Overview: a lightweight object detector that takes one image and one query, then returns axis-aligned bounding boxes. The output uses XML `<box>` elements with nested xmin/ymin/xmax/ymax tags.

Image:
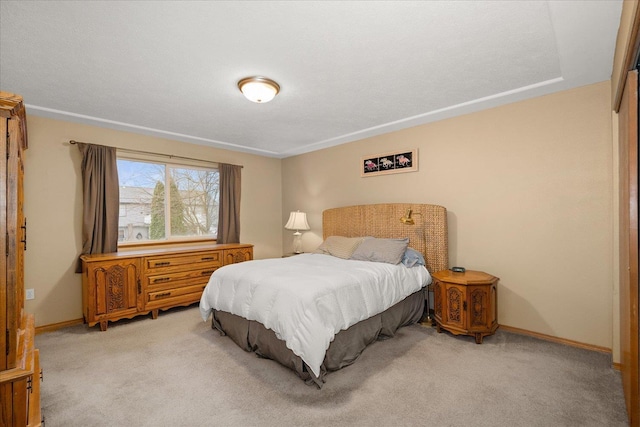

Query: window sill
<box><xmin>118</xmin><ymin>237</ymin><xmax>217</xmax><ymax>251</ymax></box>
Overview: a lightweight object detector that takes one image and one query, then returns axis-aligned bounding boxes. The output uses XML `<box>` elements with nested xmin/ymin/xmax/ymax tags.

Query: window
<box><xmin>116</xmin><ymin>158</ymin><xmax>219</xmax><ymax>243</ymax></box>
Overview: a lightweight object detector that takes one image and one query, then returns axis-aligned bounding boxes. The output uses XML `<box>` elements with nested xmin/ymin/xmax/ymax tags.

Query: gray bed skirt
<box><xmin>210</xmin><ymin>287</ymin><xmax>426</xmax><ymax>388</ymax></box>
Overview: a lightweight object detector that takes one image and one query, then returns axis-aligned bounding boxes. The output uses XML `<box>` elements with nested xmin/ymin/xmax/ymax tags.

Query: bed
<box><xmin>199</xmin><ymin>203</ymin><xmax>448</xmax><ymax>387</ymax></box>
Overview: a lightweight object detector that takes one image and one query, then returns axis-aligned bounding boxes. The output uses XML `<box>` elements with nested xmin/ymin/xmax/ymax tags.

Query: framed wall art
<box><xmin>361</xmin><ymin>148</ymin><xmax>418</xmax><ymax>177</ymax></box>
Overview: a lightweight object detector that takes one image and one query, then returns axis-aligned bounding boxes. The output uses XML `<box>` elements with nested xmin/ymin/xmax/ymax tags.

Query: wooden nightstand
<box><xmin>432</xmin><ymin>269</ymin><xmax>499</xmax><ymax>344</ymax></box>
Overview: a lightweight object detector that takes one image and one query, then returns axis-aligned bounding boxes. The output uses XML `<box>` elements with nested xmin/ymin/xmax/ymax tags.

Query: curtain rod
<box><xmin>68</xmin><ymin>140</ymin><xmax>243</xmax><ymax>168</ymax></box>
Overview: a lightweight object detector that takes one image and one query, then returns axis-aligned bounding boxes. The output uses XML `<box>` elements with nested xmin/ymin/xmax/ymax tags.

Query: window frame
<box><xmin>116</xmin><ymin>152</ymin><xmax>220</xmax><ymax>248</ymax></box>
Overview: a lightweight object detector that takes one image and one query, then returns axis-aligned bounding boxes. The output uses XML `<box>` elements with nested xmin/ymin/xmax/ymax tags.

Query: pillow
<box><xmin>401</xmin><ymin>247</ymin><xmax>426</xmax><ymax>268</ymax></box>
<box><xmin>314</xmin><ymin>236</ymin><xmax>365</xmax><ymax>259</ymax></box>
<box><xmin>350</xmin><ymin>237</ymin><xmax>409</xmax><ymax>265</ymax></box>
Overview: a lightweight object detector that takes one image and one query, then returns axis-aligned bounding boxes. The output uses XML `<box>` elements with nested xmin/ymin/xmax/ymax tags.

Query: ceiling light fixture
<box><xmin>238</xmin><ymin>76</ymin><xmax>280</xmax><ymax>103</ymax></box>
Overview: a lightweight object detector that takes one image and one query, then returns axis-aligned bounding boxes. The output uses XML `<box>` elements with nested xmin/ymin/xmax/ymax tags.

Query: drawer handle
<box><xmin>201</xmin><ymin>270</ymin><xmax>215</xmax><ymax>276</ymax></box>
<box><xmin>155</xmin><ymin>261</ymin><xmax>171</xmax><ymax>267</ymax></box>
<box><xmin>201</xmin><ymin>257</ymin><xmax>215</xmax><ymax>261</ymax></box>
<box><xmin>20</xmin><ymin>218</ymin><xmax>27</xmax><ymax>251</ymax></box>
<box><xmin>153</xmin><ymin>277</ymin><xmax>171</xmax><ymax>283</ymax></box>
<box><xmin>155</xmin><ymin>292</ymin><xmax>171</xmax><ymax>299</ymax></box>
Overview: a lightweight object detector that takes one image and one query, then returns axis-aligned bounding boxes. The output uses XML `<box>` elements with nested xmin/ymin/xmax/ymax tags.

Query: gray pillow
<box><xmin>350</xmin><ymin>237</ymin><xmax>409</xmax><ymax>264</ymax></box>
<box><xmin>314</xmin><ymin>236</ymin><xmax>365</xmax><ymax>259</ymax></box>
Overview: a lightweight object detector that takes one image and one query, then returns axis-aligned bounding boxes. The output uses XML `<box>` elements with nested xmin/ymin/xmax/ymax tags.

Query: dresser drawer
<box><xmin>146</xmin><ymin>266</ymin><xmax>218</xmax><ymax>289</ymax></box>
<box><xmin>145</xmin><ymin>251</ymin><xmax>222</xmax><ymax>273</ymax></box>
<box><xmin>145</xmin><ymin>283</ymin><xmax>206</xmax><ymax>309</ymax></box>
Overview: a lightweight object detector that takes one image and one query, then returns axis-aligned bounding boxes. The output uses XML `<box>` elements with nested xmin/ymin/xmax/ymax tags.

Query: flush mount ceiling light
<box><xmin>237</xmin><ymin>76</ymin><xmax>280</xmax><ymax>103</ymax></box>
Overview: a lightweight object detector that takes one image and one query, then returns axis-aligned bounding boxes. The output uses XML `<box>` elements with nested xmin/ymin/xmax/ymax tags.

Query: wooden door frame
<box><xmin>619</xmin><ymin>69</ymin><xmax>639</xmax><ymax>426</ymax></box>
<box><xmin>613</xmin><ymin>5</ymin><xmax>640</xmax><ymax>425</ymax></box>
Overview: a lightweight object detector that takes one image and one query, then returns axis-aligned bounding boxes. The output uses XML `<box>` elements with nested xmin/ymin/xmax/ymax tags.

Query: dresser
<box><xmin>81</xmin><ymin>243</ymin><xmax>253</xmax><ymax>331</ymax></box>
<box><xmin>0</xmin><ymin>92</ymin><xmax>42</xmax><ymax>426</ymax></box>
<box><xmin>432</xmin><ymin>269</ymin><xmax>499</xmax><ymax>344</ymax></box>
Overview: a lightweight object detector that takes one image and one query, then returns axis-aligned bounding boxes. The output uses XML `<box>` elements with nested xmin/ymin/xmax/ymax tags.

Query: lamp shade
<box><xmin>238</xmin><ymin>76</ymin><xmax>280</xmax><ymax>103</ymax></box>
<box><xmin>284</xmin><ymin>211</ymin><xmax>310</xmax><ymax>231</ymax></box>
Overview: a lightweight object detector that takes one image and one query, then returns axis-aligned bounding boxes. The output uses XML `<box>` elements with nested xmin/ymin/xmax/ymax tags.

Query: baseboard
<box><xmin>499</xmin><ymin>324</ymin><xmax>612</xmax><ymax>354</ymax></box>
<box><xmin>35</xmin><ymin>318</ymin><xmax>84</xmax><ymax>334</ymax></box>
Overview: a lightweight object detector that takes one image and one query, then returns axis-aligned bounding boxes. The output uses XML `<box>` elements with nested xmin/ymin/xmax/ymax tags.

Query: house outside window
<box><xmin>116</xmin><ymin>158</ymin><xmax>219</xmax><ymax>244</ymax></box>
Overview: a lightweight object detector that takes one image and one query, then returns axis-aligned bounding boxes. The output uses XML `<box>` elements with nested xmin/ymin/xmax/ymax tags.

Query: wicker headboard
<box><xmin>322</xmin><ymin>203</ymin><xmax>448</xmax><ymax>273</ymax></box>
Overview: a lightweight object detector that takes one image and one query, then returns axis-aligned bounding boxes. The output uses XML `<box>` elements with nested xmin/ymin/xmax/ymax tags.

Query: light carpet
<box><xmin>35</xmin><ymin>306</ymin><xmax>628</xmax><ymax>426</ymax></box>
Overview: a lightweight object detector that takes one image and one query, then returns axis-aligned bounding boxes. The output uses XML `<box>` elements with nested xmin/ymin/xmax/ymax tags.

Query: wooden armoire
<box><xmin>0</xmin><ymin>92</ymin><xmax>41</xmax><ymax>426</ymax></box>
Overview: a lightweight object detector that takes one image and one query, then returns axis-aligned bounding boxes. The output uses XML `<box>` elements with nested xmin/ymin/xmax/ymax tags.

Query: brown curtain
<box><xmin>76</xmin><ymin>142</ymin><xmax>120</xmax><ymax>272</ymax></box>
<box><xmin>216</xmin><ymin>163</ymin><xmax>241</xmax><ymax>243</ymax></box>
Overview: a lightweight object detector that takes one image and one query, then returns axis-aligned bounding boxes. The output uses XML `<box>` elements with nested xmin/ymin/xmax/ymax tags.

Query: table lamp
<box><xmin>284</xmin><ymin>210</ymin><xmax>310</xmax><ymax>254</ymax></box>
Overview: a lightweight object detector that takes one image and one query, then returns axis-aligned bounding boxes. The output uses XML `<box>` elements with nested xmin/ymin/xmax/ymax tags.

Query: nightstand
<box><xmin>431</xmin><ymin>269</ymin><xmax>499</xmax><ymax>344</ymax></box>
<box><xmin>282</xmin><ymin>252</ymin><xmax>302</xmax><ymax>258</ymax></box>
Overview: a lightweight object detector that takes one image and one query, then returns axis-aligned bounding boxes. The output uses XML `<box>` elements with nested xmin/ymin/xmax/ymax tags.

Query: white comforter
<box><xmin>199</xmin><ymin>253</ymin><xmax>431</xmax><ymax>377</ymax></box>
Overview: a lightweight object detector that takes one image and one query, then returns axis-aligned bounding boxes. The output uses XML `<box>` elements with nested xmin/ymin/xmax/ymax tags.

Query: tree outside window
<box><xmin>117</xmin><ymin>159</ymin><xmax>219</xmax><ymax>243</ymax></box>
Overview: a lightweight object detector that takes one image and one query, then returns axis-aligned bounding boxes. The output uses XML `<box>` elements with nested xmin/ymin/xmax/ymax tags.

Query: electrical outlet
<box><xmin>26</xmin><ymin>288</ymin><xmax>35</xmax><ymax>300</ymax></box>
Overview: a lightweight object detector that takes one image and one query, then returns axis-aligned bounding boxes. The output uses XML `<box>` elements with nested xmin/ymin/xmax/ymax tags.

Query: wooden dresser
<box><xmin>0</xmin><ymin>92</ymin><xmax>42</xmax><ymax>426</ymax></box>
<box><xmin>80</xmin><ymin>243</ymin><xmax>253</xmax><ymax>331</ymax></box>
<box><xmin>432</xmin><ymin>269</ymin><xmax>499</xmax><ymax>344</ymax></box>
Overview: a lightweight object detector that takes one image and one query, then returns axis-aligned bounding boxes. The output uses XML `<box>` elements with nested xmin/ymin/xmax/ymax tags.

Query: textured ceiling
<box><xmin>0</xmin><ymin>1</ymin><xmax>623</xmax><ymax>158</ymax></box>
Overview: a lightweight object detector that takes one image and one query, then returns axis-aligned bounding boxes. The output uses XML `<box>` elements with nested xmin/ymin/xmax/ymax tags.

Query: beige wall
<box><xmin>23</xmin><ymin>116</ymin><xmax>283</xmax><ymax>327</ymax></box>
<box><xmin>283</xmin><ymin>81</ymin><xmax>614</xmax><ymax>350</ymax></box>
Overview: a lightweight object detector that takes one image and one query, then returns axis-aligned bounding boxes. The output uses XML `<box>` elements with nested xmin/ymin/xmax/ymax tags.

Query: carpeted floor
<box><xmin>35</xmin><ymin>306</ymin><xmax>628</xmax><ymax>427</ymax></box>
